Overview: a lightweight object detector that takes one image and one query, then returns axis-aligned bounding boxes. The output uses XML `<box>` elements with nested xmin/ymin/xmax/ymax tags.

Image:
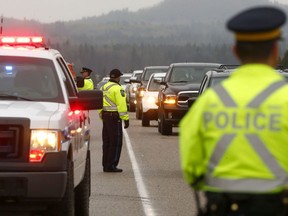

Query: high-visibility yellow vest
<box><xmin>179</xmin><ymin>64</ymin><xmax>288</xmax><ymax>193</ymax></box>
<box><xmin>98</xmin><ymin>80</ymin><xmax>129</xmax><ymax>121</ymax></box>
<box><xmin>78</xmin><ymin>78</ymin><xmax>94</xmax><ymax>91</ymax></box>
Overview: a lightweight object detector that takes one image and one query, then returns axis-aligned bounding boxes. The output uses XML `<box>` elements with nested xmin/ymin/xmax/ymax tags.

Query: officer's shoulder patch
<box><xmin>120</xmin><ymin>89</ymin><xmax>125</xmax><ymax>97</ymax></box>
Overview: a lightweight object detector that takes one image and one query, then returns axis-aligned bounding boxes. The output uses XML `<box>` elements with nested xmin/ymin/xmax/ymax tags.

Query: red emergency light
<box><xmin>0</xmin><ymin>36</ymin><xmax>44</xmax><ymax>46</ymax></box>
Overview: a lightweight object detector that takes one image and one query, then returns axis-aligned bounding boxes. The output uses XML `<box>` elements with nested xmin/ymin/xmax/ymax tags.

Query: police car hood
<box><xmin>0</xmin><ymin>101</ymin><xmax>65</xmax><ymax>128</ymax></box>
<box><xmin>166</xmin><ymin>82</ymin><xmax>200</xmax><ymax>94</ymax></box>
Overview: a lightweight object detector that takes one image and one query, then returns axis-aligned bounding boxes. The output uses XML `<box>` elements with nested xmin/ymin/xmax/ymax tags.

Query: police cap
<box><xmin>110</xmin><ymin>69</ymin><xmax>123</xmax><ymax>78</ymax></box>
<box><xmin>227</xmin><ymin>6</ymin><xmax>286</xmax><ymax>42</ymax></box>
<box><xmin>81</xmin><ymin>67</ymin><xmax>93</xmax><ymax>73</ymax></box>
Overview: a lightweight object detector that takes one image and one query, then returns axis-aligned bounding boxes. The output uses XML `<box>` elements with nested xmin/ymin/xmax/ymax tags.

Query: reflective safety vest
<box><xmin>99</xmin><ymin>80</ymin><xmax>129</xmax><ymax>121</ymax></box>
<box><xmin>78</xmin><ymin>78</ymin><xmax>94</xmax><ymax>91</ymax></box>
<box><xmin>179</xmin><ymin>64</ymin><xmax>288</xmax><ymax>193</ymax></box>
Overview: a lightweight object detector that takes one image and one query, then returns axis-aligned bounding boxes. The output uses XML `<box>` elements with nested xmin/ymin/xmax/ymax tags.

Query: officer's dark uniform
<box><xmin>99</xmin><ymin>69</ymin><xmax>129</xmax><ymax>172</ymax></box>
<box><xmin>179</xmin><ymin>6</ymin><xmax>288</xmax><ymax>216</ymax></box>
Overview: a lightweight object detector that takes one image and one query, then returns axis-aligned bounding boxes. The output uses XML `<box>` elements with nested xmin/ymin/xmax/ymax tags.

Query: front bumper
<box><xmin>0</xmin><ymin>152</ymin><xmax>67</xmax><ymax>200</ymax></box>
<box><xmin>162</xmin><ymin>105</ymin><xmax>188</xmax><ymax>125</ymax></box>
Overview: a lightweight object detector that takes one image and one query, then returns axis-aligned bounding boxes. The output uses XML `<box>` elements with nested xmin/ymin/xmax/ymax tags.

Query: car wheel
<box><xmin>158</xmin><ymin>111</ymin><xmax>162</xmax><ymax>133</ymax></box>
<box><xmin>48</xmin><ymin>160</ymin><xmax>74</xmax><ymax>216</ymax></box>
<box><xmin>136</xmin><ymin>104</ymin><xmax>142</xmax><ymax>119</ymax></box>
<box><xmin>142</xmin><ymin>112</ymin><xmax>150</xmax><ymax>127</ymax></box>
<box><xmin>75</xmin><ymin>151</ymin><xmax>90</xmax><ymax>216</ymax></box>
<box><xmin>160</xmin><ymin>112</ymin><xmax>172</xmax><ymax>135</ymax></box>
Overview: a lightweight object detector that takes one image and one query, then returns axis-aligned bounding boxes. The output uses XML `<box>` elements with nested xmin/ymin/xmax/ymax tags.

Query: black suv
<box><xmin>157</xmin><ymin>62</ymin><xmax>221</xmax><ymax>135</ymax></box>
<box><xmin>135</xmin><ymin>66</ymin><xmax>169</xmax><ymax>119</ymax></box>
<box><xmin>188</xmin><ymin>65</ymin><xmax>288</xmax><ymax>107</ymax></box>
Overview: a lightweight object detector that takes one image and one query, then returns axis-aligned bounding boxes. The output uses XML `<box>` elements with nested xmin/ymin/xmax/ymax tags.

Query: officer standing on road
<box><xmin>179</xmin><ymin>6</ymin><xmax>288</xmax><ymax>216</ymax></box>
<box><xmin>77</xmin><ymin>67</ymin><xmax>94</xmax><ymax>90</ymax></box>
<box><xmin>99</xmin><ymin>69</ymin><xmax>129</xmax><ymax>173</ymax></box>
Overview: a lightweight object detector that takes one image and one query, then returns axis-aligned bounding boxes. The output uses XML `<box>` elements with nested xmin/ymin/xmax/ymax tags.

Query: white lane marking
<box><xmin>123</xmin><ymin>129</ymin><xmax>157</xmax><ymax>216</ymax></box>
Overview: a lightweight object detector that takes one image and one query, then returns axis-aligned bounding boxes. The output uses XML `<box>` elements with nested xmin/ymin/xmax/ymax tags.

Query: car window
<box><xmin>0</xmin><ymin>56</ymin><xmax>63</xmax><ymax>102</ymax></box>
<box><xmin>148</xmin><ymin>77</ymin><xmax>163</xmax><ymax>91</ymax></box>
<box><xmin>210</xmin><ymin>76</ymin><xmax>228</xmax><ymax>86</ymax></box>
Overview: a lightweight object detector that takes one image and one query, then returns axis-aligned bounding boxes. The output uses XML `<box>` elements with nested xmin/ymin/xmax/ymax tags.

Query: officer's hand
<box><xmin>124</xmin><ymin>120</ymin><xmax>129</xmax><ymax>129</ymax></box>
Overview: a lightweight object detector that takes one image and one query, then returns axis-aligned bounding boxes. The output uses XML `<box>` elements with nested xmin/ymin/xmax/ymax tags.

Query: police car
<box><xmin>0</xmin><ymin>36</ymin><xmax>102</xmax><ymax>215</ymax></box>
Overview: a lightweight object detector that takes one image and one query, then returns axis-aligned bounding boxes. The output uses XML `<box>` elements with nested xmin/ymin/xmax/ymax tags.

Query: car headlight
<box><xmin>30</xmin><ymin>130</ymin><xmax>60</xmax><ymax>162</ymax></box>
<box><xmin>145</xmin><ymin>96</ymin><xmax>156</xmax><ymax>104</ymax></box>
<box><xmin>163</xmin><ymin>95</ymin><xmax>177</xmax><ymax>105</ymax></box>
<box><xmin>139</xmin><ymin>89</ymin><xmax>145</xmax><ymax>97</ymax></box>
<box><xmin>132</xmin><ymin>87</ymin><xmax>137</xmax><ymax>93</ymax></box>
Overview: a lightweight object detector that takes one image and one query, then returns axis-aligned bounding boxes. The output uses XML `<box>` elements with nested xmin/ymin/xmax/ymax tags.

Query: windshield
<box><xmin>144</xmin><ymin>68</ymin><xmax>168</xmax><ymax>81</ymax></box>
<box><xmin>170</xmin><ymin>66</ymin><xmax>218</xmax><ymax>84</ymax></box>
<box><xmin>0</xmin><ymin>57</ymin><xmax>62</xmax><ymax>102</ymax></box>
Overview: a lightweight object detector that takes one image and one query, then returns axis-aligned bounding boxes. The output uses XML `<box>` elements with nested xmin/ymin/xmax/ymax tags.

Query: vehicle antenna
<box><xmin>0</xmin><ymin>15</ymin><xmax>3</xmax><ymax>35</ymax></box>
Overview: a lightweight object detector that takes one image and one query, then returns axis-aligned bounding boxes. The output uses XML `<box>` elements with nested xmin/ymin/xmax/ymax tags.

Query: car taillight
<box><xmin>68</xmin><ymin>110</ymin><xmax>81</xmax><ymax>117</ymax></box>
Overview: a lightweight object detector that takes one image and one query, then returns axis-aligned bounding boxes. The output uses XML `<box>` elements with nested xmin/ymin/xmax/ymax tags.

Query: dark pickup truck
<box><xmin>157</xmin><ymin>62</ymin><xmax>221</xmax><ymax>135</ymax></box>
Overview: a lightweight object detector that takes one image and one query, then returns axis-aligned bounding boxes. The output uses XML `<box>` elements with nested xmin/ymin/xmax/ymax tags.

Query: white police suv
<box><xmin>0</xmin><ymin>36</ymin><xmax>102</xmax><ymax>215</ymax></box>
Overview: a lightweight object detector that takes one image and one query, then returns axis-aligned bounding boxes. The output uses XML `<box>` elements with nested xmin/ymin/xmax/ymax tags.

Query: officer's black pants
<box><xmin>201</xmin><ymin>192</ymin><xmax>288</xmax><ymax>216</ymax></box>
<box><xmin>102</xmin><ymin>112</ymin><xmax>123</xmax><ymax>170</ymax></box>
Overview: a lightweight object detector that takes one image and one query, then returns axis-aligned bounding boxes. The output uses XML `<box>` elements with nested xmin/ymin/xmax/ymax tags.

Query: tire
<box><xmin>160</xmin><ymin>112</ymin><xmax>172</xmax><ymax>135</ymax></box>
<box><xmin>142</xmin><ymin>112</ymin><xmax>150</xmax><ymax>127</ymax></box>
<box><xmin>48</xmin><ymin>160</ymin><xmax>75</xmax><ymax>216</ymax></box>
<box><xmin>158</xmin><ymin>111</ymin><xmax>162</xmax><ymax>133</ymax></box>
<box><xmin>75</xmin><ymin>151</ymin><xmax>91</xmax><ymax>216</ymax></box>
<box><xmin>136</xmin><ymin>104</ymin><xmax>142</xmax><ymax>119</ymax></box>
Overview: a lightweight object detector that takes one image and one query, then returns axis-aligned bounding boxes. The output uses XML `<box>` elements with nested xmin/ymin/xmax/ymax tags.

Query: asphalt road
<box><xmin>89</xmin><ymin>110</ymin><xmax>203</xmax><ymax>216</ymax></box>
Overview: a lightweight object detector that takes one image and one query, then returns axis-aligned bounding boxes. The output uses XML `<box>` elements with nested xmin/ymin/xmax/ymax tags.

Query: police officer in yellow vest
<box><xmin>99</xmin><ymin>69</ymin><xmax>129</xmax><ymax>172</ymax></box>
<box><xmin>179</xmin><ymin>6</ymin><xmax>288</xmax><ymax>216</ymax></box>
<box><xmin>78</xmin><ymin>67</ymin><xmax>94</xmax><ymax>91</ymax></box>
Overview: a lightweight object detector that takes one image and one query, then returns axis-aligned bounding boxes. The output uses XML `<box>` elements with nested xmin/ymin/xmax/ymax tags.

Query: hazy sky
<box><xmin>0</xmin><ymin>0</ymin><xmax>287</xmax><ymax>23</ymax></box>
<box><xmin>0</xmin><ymin>0</ymin><xmax>164</xmax><ymax>23</ymax></box>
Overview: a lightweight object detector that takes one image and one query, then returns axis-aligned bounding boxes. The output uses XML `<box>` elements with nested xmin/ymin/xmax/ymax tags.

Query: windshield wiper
<box><xmin>0</xmin><ymin>94</ymin><xmax>33</xmax><ymax>101</ymax></box>
<box><xmin>171</xmin><ymin>80</ymin><xmax>188</xmax><ymax>83</ymax></box>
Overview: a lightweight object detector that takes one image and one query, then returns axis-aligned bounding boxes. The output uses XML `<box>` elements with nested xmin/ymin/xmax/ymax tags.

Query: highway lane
<box><xmin>89</xmin><ymin>110</ymin><xmax>202</xmax><ymax>216</ymax></box>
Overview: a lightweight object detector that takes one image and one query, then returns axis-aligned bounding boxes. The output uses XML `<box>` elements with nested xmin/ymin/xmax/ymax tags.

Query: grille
<box><xmin>0</xmin><ymin>118</ymin><xmax>30</xmax><ymax>161</ymax></box>
<box><xmin>177</xmin><ymin>91</ymin><xmax>198</xmax><ymax>107</ymax></box>
<box><xmin>0</xmin><ymin>126</ymin><xmax>21</xmax><ymax>158</ymax></box>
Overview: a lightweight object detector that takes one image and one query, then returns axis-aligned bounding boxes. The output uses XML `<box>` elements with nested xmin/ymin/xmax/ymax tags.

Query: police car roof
<box><xmin>0</xmin><ymin>46</ymin><xmax>60</xmax><ymax>59</ymax></box>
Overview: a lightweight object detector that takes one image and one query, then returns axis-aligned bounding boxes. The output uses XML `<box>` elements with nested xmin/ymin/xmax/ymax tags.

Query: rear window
<box><xmin>0</xmin><ymin>56</ymin><xmax>63</xmax><ymax>102</ymax></box>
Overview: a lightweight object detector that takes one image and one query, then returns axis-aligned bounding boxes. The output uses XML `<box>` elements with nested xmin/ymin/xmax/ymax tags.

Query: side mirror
<box><xmin>70</xmin><ymin>90</ymin><xmax>103</xmax><ymax>110</ymax></box>
<box><xmin>76</xmin><ymin>76</ymin><xmax>84</xmax><ymax>88</ymax></box>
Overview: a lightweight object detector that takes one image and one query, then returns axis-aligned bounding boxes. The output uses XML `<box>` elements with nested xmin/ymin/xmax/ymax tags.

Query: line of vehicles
<box><xmin>96</xmin><ymin>63</ymin><xmax>288</xmax><ymax>136</ymax></box>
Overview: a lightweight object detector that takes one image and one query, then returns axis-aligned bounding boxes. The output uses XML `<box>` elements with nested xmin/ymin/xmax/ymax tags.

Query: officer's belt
<box><xmin>206</xmin><ymin>191</ymin><xmax>283</xmax><ymax>202</ymax></box>
<box><xmin>102</xmin><ymin>111</ymin><xmax>119</xmax><ymax>117</ymax></box>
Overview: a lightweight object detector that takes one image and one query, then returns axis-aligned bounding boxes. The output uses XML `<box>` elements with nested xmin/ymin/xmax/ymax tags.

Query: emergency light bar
<box><xmin>0</xmin><ymin>36</ymin><xmax>44</xmax><ymax>46</ymax></box>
